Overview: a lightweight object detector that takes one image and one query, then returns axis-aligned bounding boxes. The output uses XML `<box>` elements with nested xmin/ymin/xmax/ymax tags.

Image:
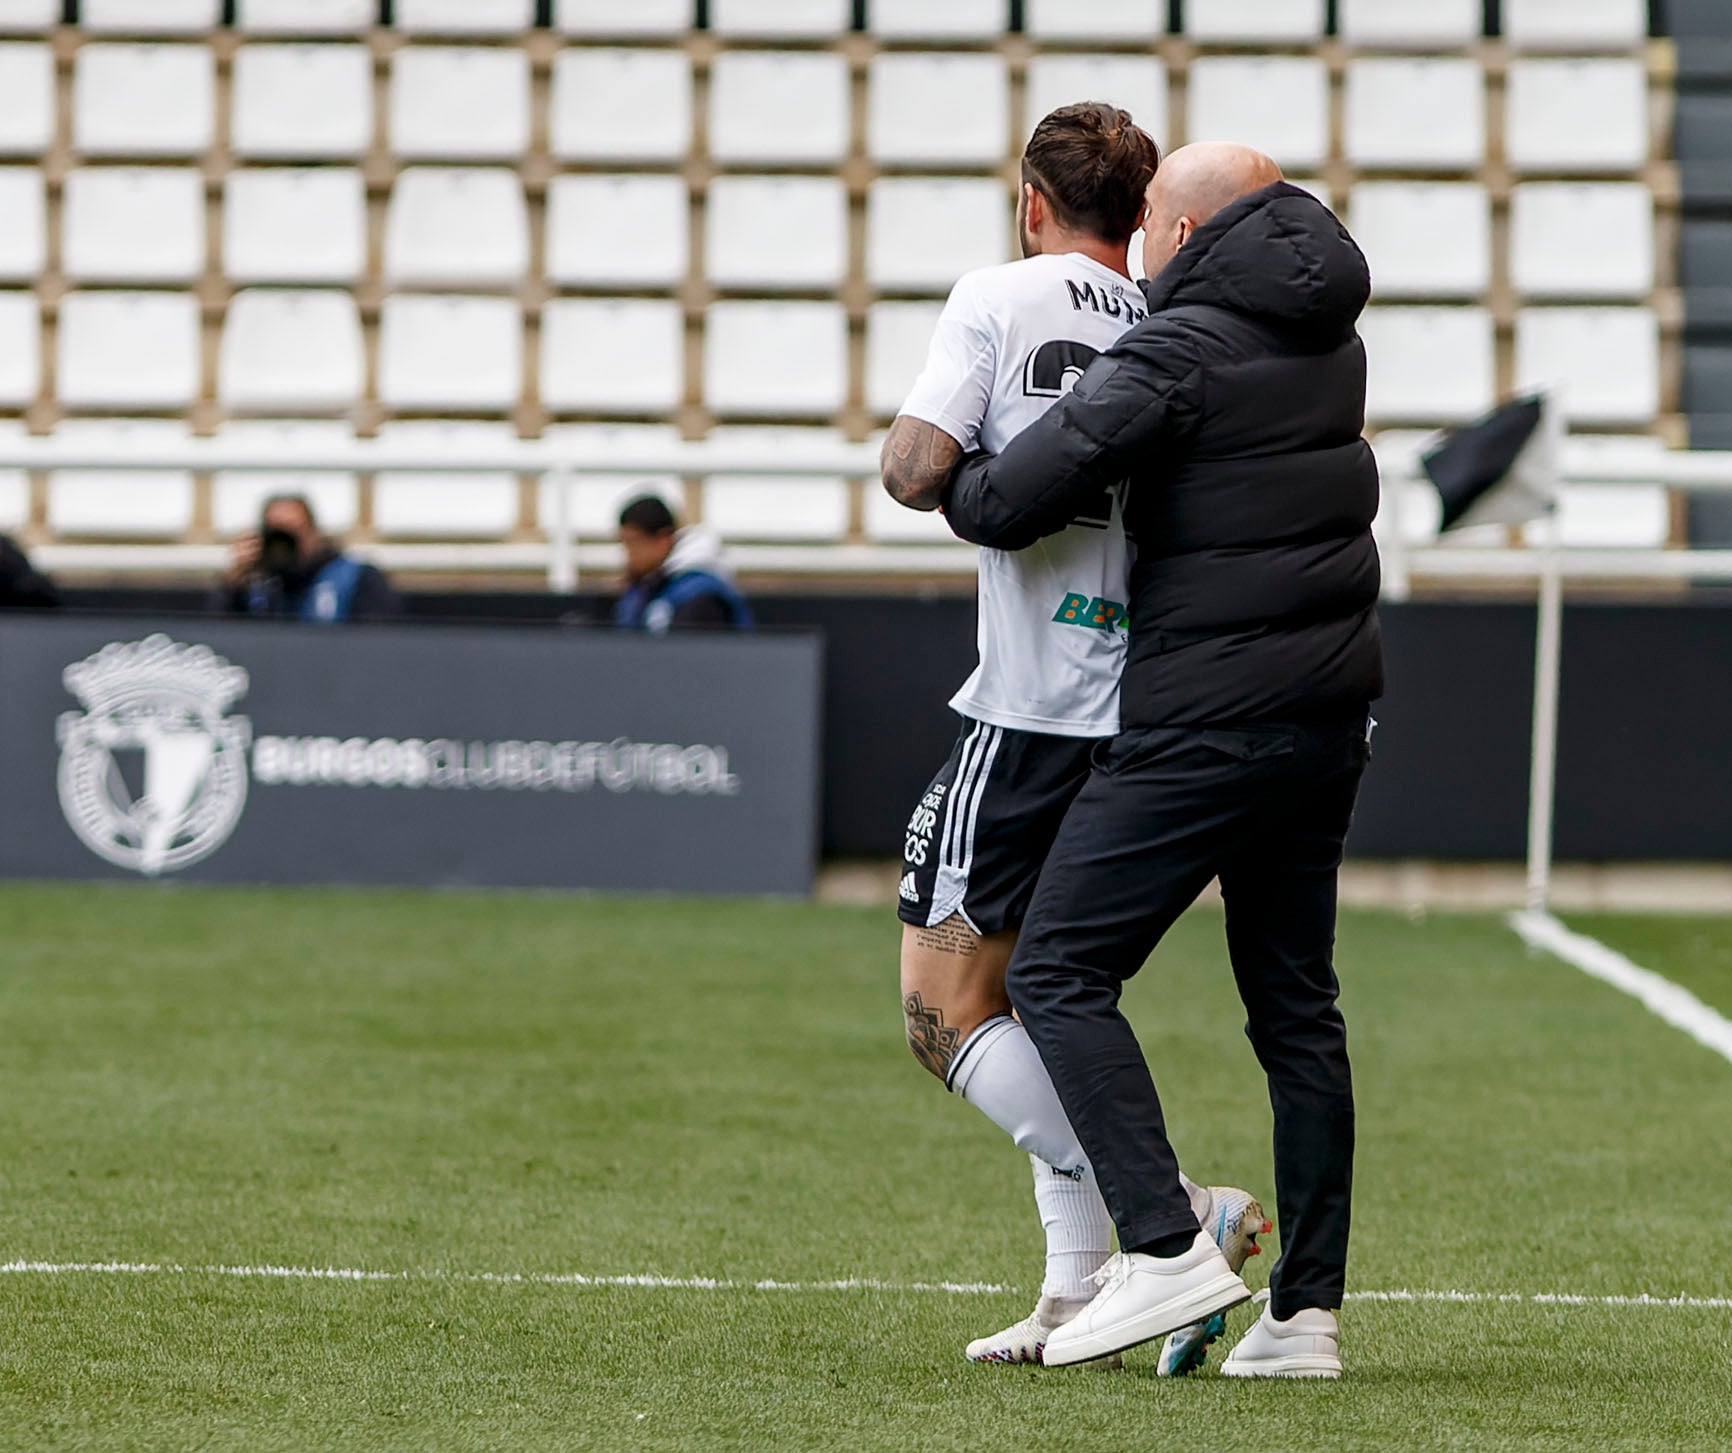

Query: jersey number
<box><xmin>1022</xmin><ymin>340</ymin><xmax>1117</xmax><ymax>530</ymax></box>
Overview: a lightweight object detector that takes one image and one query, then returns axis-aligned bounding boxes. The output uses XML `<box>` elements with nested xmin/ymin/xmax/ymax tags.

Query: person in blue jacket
<box><xmin>212</xmin><ymin>494</ymin><xmax>401</xmax><ymax>624</ymax></box>
<box><xmin>613</xmin><ymin>495</ymin><xmax>753</xmax><ymax>635</ymax></box>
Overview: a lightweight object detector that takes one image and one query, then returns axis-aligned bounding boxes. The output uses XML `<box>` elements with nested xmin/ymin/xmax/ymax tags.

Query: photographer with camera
<box><xmin>211</xmin><ymin>494</ymin><xmax>401</xmax><ymax>624</ymax></box>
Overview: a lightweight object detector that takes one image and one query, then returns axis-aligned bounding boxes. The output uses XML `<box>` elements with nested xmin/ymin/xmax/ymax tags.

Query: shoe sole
<box><xmin>1220</xmin><ymin>1353</ymin><xmax>1342</xmax><ymax>1380</ymax></box>
<box><xmin>1043</xmin><ymin>1273</ymin><xmax>1252</xmax><ymax>1368</ymax></box>
<box><xmin>1218</xmin><ymin>1199</ymin><xmax>1272</xmax><ymax>1276</ymax></box>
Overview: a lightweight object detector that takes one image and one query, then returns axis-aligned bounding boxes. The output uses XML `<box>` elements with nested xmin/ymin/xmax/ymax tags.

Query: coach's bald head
<box><xmin>1141</xmin><ymin>142</ymin><xmax>1284</xmax><ymax>276</ymax></box>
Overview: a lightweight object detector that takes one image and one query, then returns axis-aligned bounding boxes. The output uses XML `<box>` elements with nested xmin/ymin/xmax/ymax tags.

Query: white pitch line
<box><xmin>0</xmin><ymin>1261</ymin><xmax>1728</xmax><ymax>1309</ymax></box>
<box><xmin>1510</xmin><ymin>909</ymin><xmax>1732</xmax><ymax>1067</ymax></box>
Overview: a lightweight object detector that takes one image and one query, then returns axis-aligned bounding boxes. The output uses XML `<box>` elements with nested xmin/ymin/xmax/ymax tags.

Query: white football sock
<box><xmin>948</xmin><ymin>1015</ymin><xmax>1115</xmax><ymax>1300</ymax></box>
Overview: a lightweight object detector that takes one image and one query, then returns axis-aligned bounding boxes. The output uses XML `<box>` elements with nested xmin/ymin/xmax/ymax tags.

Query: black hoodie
<box><xmin>943</xmin><ymin>181</ymin><xmax>1384</xmax><ymax>729</ymax></box>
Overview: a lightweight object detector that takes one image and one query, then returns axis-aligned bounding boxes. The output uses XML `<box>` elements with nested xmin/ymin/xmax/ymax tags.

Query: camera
<box><xmin>256</xmin><ymin>525</ymin><xmax>302</xmax><ymax>579</ymax></box>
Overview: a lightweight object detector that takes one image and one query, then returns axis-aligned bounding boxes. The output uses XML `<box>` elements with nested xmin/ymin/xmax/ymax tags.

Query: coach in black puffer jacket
<box><xmin>943</xmin><ymin>175</ymin><xmax>1383</xmax><ymax>728</ymax></box>
<box><xmin>937</xmin><ymin>147</ymin><xmax>1382</xmax><ymax>1367</ymax></box>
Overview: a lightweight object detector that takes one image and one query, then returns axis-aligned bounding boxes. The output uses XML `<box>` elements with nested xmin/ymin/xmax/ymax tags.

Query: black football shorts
<box><xmin>897</xmin><ymin>718</ymin><xmax>1100</xmax><ymax>936</ymax></box>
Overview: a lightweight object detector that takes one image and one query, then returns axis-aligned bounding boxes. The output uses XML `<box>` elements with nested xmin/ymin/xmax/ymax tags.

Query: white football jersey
<box><xmin>898</xmin><ymin>251</ymin><xmax>1147</xmax><ymax>737</ymax></box>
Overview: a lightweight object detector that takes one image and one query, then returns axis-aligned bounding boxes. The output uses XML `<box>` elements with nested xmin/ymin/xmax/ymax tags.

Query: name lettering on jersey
<box><xmin>1065</xmin><ymin>279</ymin><xmax>1148</xmax><ymax>325</ymax></box>
<box><xmin>1053</xmin><ymin>593</ymin><xmax>1129</xmax><ymax>634</ymax></box>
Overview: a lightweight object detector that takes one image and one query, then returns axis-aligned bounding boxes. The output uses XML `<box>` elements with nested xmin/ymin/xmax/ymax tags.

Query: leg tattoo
<box><xmin>903</xmin><ymin>991</ymin><xmax>961</xmax><ymax>1079</ymax></box>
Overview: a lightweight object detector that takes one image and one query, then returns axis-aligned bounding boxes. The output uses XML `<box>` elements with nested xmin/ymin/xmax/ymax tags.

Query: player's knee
<box><xmin>902</xmin><ymin>990</ymin><xmax>960</xmax><ymax>1081</ymax></box>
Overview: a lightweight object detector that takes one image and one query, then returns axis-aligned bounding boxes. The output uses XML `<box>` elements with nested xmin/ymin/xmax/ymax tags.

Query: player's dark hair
<box><xmin>1022</xmin><ymin>102</ymin><xmax>1162</xmax><ymax>246</ymax></box>
<box><xmin>618</xmin><ymin>494</ymin><xmax>678</xmax><ymax>534</ymax></box>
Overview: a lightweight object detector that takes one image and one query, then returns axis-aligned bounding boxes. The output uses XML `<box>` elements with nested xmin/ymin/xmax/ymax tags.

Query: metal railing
<box><xmin>4</xmin><ymin>434</ymin><xmax>1731</xmax><ymax>593</ymax></box>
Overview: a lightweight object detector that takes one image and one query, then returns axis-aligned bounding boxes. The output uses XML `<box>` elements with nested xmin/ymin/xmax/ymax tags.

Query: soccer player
<box><xmin>881</xmin><ymin>104</ymin><xmax>1266</xmax><ymax>1371</ymax></box>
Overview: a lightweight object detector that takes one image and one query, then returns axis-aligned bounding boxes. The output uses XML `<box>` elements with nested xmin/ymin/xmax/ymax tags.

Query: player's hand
<box><xmin>227</xmin><ymin>532</ymin><xmax>261</xmax><ymax>583</ymax></box>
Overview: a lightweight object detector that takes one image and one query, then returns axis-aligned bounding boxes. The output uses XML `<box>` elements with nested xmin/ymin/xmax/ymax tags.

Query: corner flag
<box><xmin>1421</xmin><ymin>393</ymin><xmax>1562</xmax><ymax>533</ymax></box>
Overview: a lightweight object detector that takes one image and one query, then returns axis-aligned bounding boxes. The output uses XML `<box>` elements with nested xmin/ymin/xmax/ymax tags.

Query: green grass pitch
<box><xmin>1</xmin><ymin>884</ymin><xmax>1729</xmax><ymax>1450</ymax></box>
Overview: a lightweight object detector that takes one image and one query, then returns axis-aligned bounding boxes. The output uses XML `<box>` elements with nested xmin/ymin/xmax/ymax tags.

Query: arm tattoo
<box><xmin>881</xmin><ymin>416</ymin><xmax>964</xmax><ymax>512</ymax></box>
<box><xmin>903</xmin><ymin>992</ymin><xmax>961</xmax><ymax>1079</ymax></box>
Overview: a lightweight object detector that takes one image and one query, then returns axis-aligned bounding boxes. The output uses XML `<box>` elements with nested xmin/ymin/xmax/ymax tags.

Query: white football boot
<box><xmin>1040</xmin><ymin>1231</ymin><xmax>1251</xmax><ymax>1367</ymax></box>
<box><xmin>965</xmin><ymin>1294</ymin><xmax>1090</xmax><ymax>1365</ymax></box>
<box><xmin>1220</xmin><ymin>1297</ymin><xmax>1342</xmax><ymax>1379</ymax></box>
<box><xmin>1156</xmin><ymin>1186</ymin><xmax>1271</xmax><ymax>1378</ymax></box>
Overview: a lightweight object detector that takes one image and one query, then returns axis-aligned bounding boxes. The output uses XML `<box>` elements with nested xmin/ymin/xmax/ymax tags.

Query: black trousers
<box><xmin>1007</xmin><ymin>715</ymin><xmax>1371</xmax><ymax>1321</ymax></box>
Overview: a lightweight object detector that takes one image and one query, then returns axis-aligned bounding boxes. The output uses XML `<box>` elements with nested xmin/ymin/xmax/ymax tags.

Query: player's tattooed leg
<box><xmin>914</xmin><ymin>916</ymin><xmax>981</xmax><ymax>958</ymax></box>
<box><xmin>903</xmin><ymin>991</ymin><xmax>961</xmax><ymax>1079</ymax></box>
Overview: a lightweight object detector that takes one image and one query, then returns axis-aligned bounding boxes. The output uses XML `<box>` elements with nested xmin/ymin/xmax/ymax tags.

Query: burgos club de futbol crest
<box><xmin>56</xmin><ymin>635</ymin><xmax>252</xmax><ymax>877</ymax></box>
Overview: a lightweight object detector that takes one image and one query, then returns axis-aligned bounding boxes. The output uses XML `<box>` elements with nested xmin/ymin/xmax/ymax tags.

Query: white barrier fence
<box><xmin>4</xmin><ymin>434</ymin><xmax>1732</xmax><ymax>594</ymax></box>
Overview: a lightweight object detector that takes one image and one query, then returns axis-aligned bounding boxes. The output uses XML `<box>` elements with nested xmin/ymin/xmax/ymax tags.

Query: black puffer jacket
<box><xmin>943</xmin><ymin>181</ymin><xmax>1383</xmax><ymax>728</ymax></box>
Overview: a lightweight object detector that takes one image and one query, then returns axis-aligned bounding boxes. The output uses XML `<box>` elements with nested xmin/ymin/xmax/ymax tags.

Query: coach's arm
<box><xmin>941</xmin><ymin>321</ymin><xmax>1205</xmax><ymax>550</ymax></box>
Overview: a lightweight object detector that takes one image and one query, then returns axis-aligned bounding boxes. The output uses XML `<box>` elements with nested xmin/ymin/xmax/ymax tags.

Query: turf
<box><xmin>1</xmin><ymin>885</ymin><xmax>1729</xmax><ymax>1450</ymax></box>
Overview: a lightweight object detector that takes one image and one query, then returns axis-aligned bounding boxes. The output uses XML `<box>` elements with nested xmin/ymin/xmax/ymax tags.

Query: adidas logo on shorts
<box><xmin>899</xmin><ymin>872</ymin><xmax>919</xmax><ymax>903</ymax></box>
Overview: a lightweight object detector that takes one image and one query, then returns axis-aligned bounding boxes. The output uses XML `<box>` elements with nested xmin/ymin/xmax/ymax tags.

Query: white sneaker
<box><xmin>1220</xmin><ymin>1302</ymin><xmax>1342</xmax><ymax>1379</ymax></box>
<box><xmin>1157</xmin><ymin>1186</ymin><xmax>1271</xmax><ymax>1378</ymax></box>
<box><xmin>1040</xmin><ymin>1232</ymin><xmax>1251</xmax><ymax>1368</ymax></box>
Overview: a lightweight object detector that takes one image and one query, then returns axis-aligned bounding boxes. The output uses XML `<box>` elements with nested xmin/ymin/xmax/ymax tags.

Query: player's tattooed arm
<box><xmin>903</xmin><ymin>991</ymin><xmax>962</xmax><ymax>1079</ymax></box>
<box><xmin>881</xmin><ymin>416</ymin><xmax>964</xmax><ymax>512</ymax></box>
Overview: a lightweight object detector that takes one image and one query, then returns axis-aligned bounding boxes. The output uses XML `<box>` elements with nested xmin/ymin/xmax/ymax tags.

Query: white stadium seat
<box><xmin>62</xmin><ymin>167</ymin><xmax>204</xmax><ymax>282</ymax></box>
<box><xmin>220</xmin><ymin>289</ymin><xmax>365</xmax><ymax>412</ymax></box>
<box><xmin>0</xmin><ymin>290</ymin><xmax>37</xmax><ymax>405</ymax></box>
<box><xmin>1337</xmin><ymin>0</ymin><xmax>1480</xmax><ymax>47</ymax></box>
<box><xmin>539</xmin><ymin>298</ymin><xmax>685</xmax><ymax>414</ymax></box>
<box><xmin>702</xmin><ymin>427</ymin><xmax>851</xmax><ymax>542</ymax></box>
<box><xmin>705</xmin><ymin>301</ymin><xmax>847</xmax><ymax>418</ymax></box>
<box><xmin>867</xmin><ymin>177</ymin><xmax>1009</xmax><ymax>292</ymax></box>
<box><xmin>1183</xmin><ymin>0</ymin><xmax>1325</xmax><ymax>42</ymax></box>
<box><xmin>865</xmin><ymin>300</ymin><xmax>942</xmax><ymax>417</ymax></box>
<box><xmin>1025</xmin><ymin>55</ymin><xmax>1167</xmax><ymax>141</ymax></box>
<box><xmin>864</xmin><ymin>471</ymin><xmax>957</xmax><ymax>542</ymax></box>
<box><xmin>870</xmin><ymin>54</ymin><xmax>1010</xmax><ymax>168</ymax></box>
<box><xmin>58</xmin><ymin>291</ymin><xmax>200</xmax><ymax>409</ymax></box>
<box><xmin>545</xmin><ymin>175</ymin><xmax>689</xmax><ymax>288</ymax></box>
<box><xmin>1505</xmin><ymin>59</ymin><xmax>1648</xmax><ymax>173</ymax></box>
<box><xmin>1504</xmin><ymin>0</ymin><xmax>1648</xmax><ymax>50</ymax></box>
<box><xmin>707</xmin><ymin>176</ymin><xmax>847</xmax><ymax>292</ymax></box>
<box><xmin>709</xmin><ymin>51</ymin><xmax>849</xmax><ymax>165</ymax></box>
<box><xmin>394</xmin><ymin>0</ymin><xmax>535</xmax><ymax>34</ymax></box>
<box><xmin>0</xmin><ymin>168</ymin><xmax>45</xmax><ymax>281</ymax></box>
<box><xmin>1514</xmin><ymin>307</ymin><xmax>1660</xmax><ymax>425</ymax></box>
<box><xmin>1510</xmin><ymin>184</ymin><xmax>1654</xmax><ymax>299</ymax></box>
<box><xmin>385</xmin><ymin>168</ymin><xmax>529</xmax><ymax>287</ymax></box>
<box><xmin>538</xmin><ymin>422</ymin><xmax>686</xmax><ymax>539</ymax></box>
<box><xmin>1024</xmin><ymin>0</ymin><xmax>1164</xmax><ymax>40</ymax></box>
<box><xmin>1344</xmin><ymin>58</ymin><xmax>1485</xmax><ymax>171</ymax></box>
<box><xmin>80</xmin><ymin>1</ymin><xmax>221</xmax><ymax>33</ymax></box>
<box><xmin>709</xmin><ymin>0</ymin><xmax>850</xmax><ymax>36</ymax></box>
<box><xmin>74</xmin><ymin>44</ymin><xmax>214</xmax><ymax>157</ymax></box>
<box><xmin>1185</xmin><ymin>56</ymin><xmax>1329</xmax><ymax>171</ymax></box>
<box><xmin>868</xmin><ymin>0</ymin><xmax>1006</xmax><ymax>38</ymax></box>
<box><xmin>224</xmin><ymin>168</ymin><xmax>367</xmax><ymax>283</ymax></box>
<box><xmin>49</xmin><ymin>419</ymin><xmax>195</xmax><ymax>538</ymax></box>
<box><xmin>235</xmin><ymin>0</ymin><xmax>374</xmax><ymax>33</ymax></box>
<box><xmin>213</xmin><ymin>419</ymin><xmax>360</xmax><ymax>535</ymax></box>
<box><xmin>1349</xmin><ymin>182</ymin><xmax>1490</xmax><ymax>300</ymax></box>
<box><xmin>551</xmin><ymin>48</ymin><xmax>692</xmax><ymax>163</ymax></box>
<box><xmin>1525</xmin><ymin>437</ymin><xmax>1669</xmax><ymax>548</ymax></box>
<box><xmin>1358</xmin><ymin>307</ymin><xmax>1496</xmax><ymax>423</ymax></box>
<box><xmin>552</xmin><ymin>0</ymin><xmax>690</xmax><ymax>34</ymax></box>
<box><xmin>391</xmin><ymin>46</ymin><xmax>530</xmax><ymax>160</ymax></box>
<box><xmin>0</xmin><ymin>2</ymin><xmax>57</xmax><ymax>33</ymax></box>
<box><xmin>52</xmin><ymin>419</ymin><xmax>194</xmax><ymax>536</ymax></box>
<box><xmin>0</xmin><ymin>419</ymin><xmax>26</xmax><ymax>530</ymax></box>
<box><xmin>0</xmin><ymin>44</ymin><xmax>52</xmax><ymax>156</ymax></box>
<box><xmin>231</xmin><ymin>44</ymin><xmax>373</xmax><ymax>158</ymax></box>
<box><xmin>377</xmin><ymin>294</ymin><xmax>522</xmax><ymax>411</ymax></box>
<box><xmin>372</xmin><ymin>420</ymin><xmax>523</xmax><ymax>539</ymax></box>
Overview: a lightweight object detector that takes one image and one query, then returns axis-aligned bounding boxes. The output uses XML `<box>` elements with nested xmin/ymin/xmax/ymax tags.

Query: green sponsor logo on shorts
<box><xmin>1052</xmin><ymin>592</ymin><xmax>1128</xmax><ymax>633</ymax></box>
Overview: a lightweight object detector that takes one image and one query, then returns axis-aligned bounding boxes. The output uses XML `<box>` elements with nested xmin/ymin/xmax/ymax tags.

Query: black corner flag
<box><xmin>1422</xmin><ymin>393</ymin><xmax>1562</xmax><ymax>533</ymax></box>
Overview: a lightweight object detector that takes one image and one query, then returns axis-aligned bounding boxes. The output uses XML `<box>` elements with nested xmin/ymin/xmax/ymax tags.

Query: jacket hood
<box><xmin>665</xmin><ymin>524</ymin><xmax>732</xmax><ymax>579</ymax></box>
<box><xmin>1139</xmin><ymin>182</ymin><xmax>1370</xmax><ymax>338</ymax></box>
